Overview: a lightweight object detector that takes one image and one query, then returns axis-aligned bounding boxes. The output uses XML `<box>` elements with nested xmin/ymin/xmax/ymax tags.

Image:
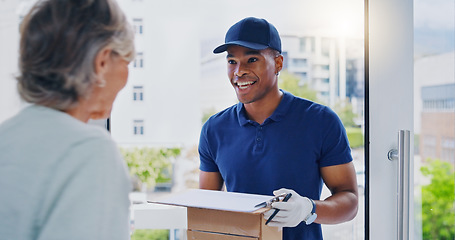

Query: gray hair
<box><xmin>17</xmin><ymin>0</ymin><xmax>135</xmax><ymax>110</ymax></box>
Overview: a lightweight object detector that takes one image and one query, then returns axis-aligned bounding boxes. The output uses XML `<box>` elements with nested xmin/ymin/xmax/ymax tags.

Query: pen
<box><xmin>254</xmin><ymin>193</ymin><xmax>288</xmax><ymax>208</ymax></box>
<box><xmin>265</xmin><ymin>193</ymin><xmax>292</xmax><ymax>225</ymax></box>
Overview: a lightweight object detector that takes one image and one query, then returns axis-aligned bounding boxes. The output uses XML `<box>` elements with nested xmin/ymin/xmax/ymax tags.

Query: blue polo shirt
<box><xmin>199</xmin><ymin>90</ymin><xmax>352</xmax><ymax>240</ymax></box>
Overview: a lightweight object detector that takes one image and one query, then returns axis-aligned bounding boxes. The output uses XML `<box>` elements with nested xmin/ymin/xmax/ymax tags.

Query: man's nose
<box><xmin>235</xmin><ymin>63</ymin><xmax>248</xmax><ymax>77</ymax></box>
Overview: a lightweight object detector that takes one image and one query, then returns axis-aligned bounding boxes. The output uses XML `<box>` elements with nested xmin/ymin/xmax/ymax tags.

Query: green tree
<box><xmin>278</xmin><ymin>70</ymin><xmax>318</xmax><ymax>102</ymax></box>
<box><xmin>120</xmin><ymin>147</ymin><xmax>181</xmax><ymax>190</ymax></box>
<box><xmin>333</xmin><ymin>99</ymin><xmax>358</xmax><ymax>128</ymax></box>
<box><xmin>131</xmin><ymin>229</ymin><xmax>169</xmax><ymax>240</ymax></box>
<box><xmin>420</xmin><ymin>159</ymin><xmax>455</xmax><ymax>240</ymax></box>
<box><xmin>345</xmin><ymin>127</ymin><xmax>364</xmax><ymax>149</ymax></box>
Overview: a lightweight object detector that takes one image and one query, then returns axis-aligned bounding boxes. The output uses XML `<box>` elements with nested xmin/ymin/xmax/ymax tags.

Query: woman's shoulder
<box><xmin>3</xmin><ymin>105</ymin><xmax>115</xmax><ymax>152</ymax></box>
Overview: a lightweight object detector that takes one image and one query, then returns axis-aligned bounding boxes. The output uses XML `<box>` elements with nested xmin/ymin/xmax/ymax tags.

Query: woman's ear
<box><xmin>94</xmin><ymin>47</ymin><xmax>113</xmax><ymax>75</ymax></box>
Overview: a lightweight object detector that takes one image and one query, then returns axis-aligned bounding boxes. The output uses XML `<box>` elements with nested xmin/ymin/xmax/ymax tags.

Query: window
<box><xmin>423</xmin><ymin>135</ymin><xmax>437</xmax><ymax>158</ymax></box>
<box><xmin>422</xmin><ymin>83</ymin><xmax>455</xmax><ymax>111</ymax></box>
<box><xmin>298</xmin><ymin>72</ymin><xmax>308</xmax><ymax>80</ymax></box>
<box><xmin>310</xmin><ymin>37</ymin><xmax>315</xmax><ymax>54</ymax></box>
<box><xmin>423</xmin><ymin>99</ymin><xmax>455</xmax><ymax>111</ymax></box>
<box><xmin>442</xmin><ymin>138</ymin><xmax>455</xmax><ymax>161</ymax></box>
<box><xmin>109</xmin><ymin>2</ymin><xmax>366</xmax><ymax>239</ymax></box>
<box><xmin>133</xmin><ymin>86</ymin><xmax>143</xmax><ymax>101</ymax></box>
<box><xmin>321</xmin><ymin>38</ymin><xmax>332</xmax><ymax>57</ymax></box>
<box><xmin>132</xmin><ymin>18</ymin><xmax>143</xmax><ymax>35</ymax></box>
<box><xmin>282</xmin><ymin>51</ymin><xmax>288</xmax><ymax>69</ymax></box>
<box><xmin>292</xmin><ymin>58</ymin><xmax>308</xmax><ymax>68</ymax></box>
<box><xmin>133</xmin><ymin>52</ymin><xmax>143</xmax><ymax>68</ymax></box>
<box><xmin>299</xmin><ymin>38</ymin><xmax>306</xmax><ymax>52</ymax></box>
<box><xmin>133</xmin><ymin>120</ymin><xmax>144</xmax><ymax>135</ymax></box>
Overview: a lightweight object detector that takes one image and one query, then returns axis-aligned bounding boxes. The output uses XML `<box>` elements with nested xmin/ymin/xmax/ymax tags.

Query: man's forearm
<box><xmin>313</xmin><ymin>190</ymin><xmax>358</xmax><ymax>224</ymax></box>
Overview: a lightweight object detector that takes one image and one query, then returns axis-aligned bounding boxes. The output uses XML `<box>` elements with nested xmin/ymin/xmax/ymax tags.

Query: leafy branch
<box><xmin>120</xmin><ymin>147</ymin><xmax>181</xmax><ymax>189</ymax></box>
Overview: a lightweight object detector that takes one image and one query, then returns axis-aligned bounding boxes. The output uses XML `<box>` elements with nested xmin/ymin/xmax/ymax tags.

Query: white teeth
<box><xmin>236</xmin><ymin>81</ymin><xmax>255</xmax><ymax>89</ymax></box>
<box><xmin>237</xmin><ymin>81</ymin><xmax>254</xmax><ymax>86</ymax></box>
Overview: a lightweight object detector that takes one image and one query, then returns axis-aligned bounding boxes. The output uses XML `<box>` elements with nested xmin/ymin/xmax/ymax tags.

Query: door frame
<box><xmin>365</xmin><ymin>0</ymin><xmax>415</xmax><ymax>239</ymax></box>
<box><xmin>364</xmin><ymin>0</ymin><xmax>370</xmax><ymax>238</ymax></box>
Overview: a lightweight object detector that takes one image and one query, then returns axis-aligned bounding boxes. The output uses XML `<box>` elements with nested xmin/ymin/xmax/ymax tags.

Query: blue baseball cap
<box><xmin>213</xmin><ymin>17</ymin><xmax>281</xmax><ymax>54</ymax></box>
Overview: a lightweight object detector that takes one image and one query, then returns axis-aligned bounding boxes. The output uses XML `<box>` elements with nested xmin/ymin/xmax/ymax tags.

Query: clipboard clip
<box><xmin>254</xmin><ymin>193</ymin><xmax>288</xmax><ymax>208</ymax></box>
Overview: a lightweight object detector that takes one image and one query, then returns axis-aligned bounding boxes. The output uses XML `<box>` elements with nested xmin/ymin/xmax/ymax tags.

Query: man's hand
<box><xmin>263</xmin><ymin>188</ymin><xmax>313</xmax><ymax>227</ymax></box>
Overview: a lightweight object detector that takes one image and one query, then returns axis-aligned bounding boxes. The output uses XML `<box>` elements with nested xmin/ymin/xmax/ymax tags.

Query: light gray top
<box><xmin>0</xmin><ymin>105</ymin><xmax>131</xmax><ymax>240</ymax></box>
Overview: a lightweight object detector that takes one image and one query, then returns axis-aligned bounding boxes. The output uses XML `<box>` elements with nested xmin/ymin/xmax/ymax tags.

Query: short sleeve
<box><xmin>198</xmin><ymin>121</ymin><xmax>220</xmax><ymax>172</ymax></box>
<box><xmin>319</xmin><ymin>108</ymin><xmax>353</xmax><ymax>167</ymax></box>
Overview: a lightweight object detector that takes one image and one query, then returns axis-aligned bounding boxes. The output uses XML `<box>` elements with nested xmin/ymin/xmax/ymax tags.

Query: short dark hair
<box><xmin>17</xmin><ymin>0</ymin><xmax>135</xmax><ymax>110</ymax></box>
<box><xmin>267</xmin><ymin>48</ymin><xmax>281</xmax><ymax>58</ymax></box>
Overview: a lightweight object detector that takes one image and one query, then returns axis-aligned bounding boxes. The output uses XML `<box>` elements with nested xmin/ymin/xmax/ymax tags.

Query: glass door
<box><xmin>413</xmin><ymin>0</ymin><xmax>455</xmax><ymax>239</ymax></box>
<box><xmin>367</xmin><ymin>0</ymin><xmax>414</xmax><ymax>239</ymax></box>
<box><xmin>368</xmin><ymin>0</ymin><xmax>454</xmax><ymax>239</ymax></box>
<box><xmin>114</xmin><ymin>0</ymin><xmax>366</xmax><ymax>239</ymax></box>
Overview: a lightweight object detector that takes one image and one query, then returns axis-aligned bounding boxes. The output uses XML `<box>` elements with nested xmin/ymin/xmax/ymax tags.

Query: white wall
<box><xmin>0</xmin><ymin>0</ymin><xmax>23</xmax><ymax>124</ymax></box>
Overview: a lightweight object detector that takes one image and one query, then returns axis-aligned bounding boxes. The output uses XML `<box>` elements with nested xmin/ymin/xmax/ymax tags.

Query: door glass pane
<box><xmin>113</xmin><ymin>0</ymin><xmax>366</xmax><ymax>239</ymax></box>
<box><xmin>0</xmin><ymin>0</ymin><xmax>366</xmax><ymax>238</ymax></box>
<box><xmin>414</xmin><ymin>0</ymin><xmax>455</xmax><ymax>239</ymax></box>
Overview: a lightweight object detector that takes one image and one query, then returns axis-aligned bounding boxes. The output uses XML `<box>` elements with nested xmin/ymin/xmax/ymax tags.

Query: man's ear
<box><xmin>94</xmin><ymin>47</ymin><xmax>113</xmax><ymax>75</ymax></box>
<box><xmin>275</xmin><ymin>54</ymin><xmax>284</xmax><ymax>73</ymax></box>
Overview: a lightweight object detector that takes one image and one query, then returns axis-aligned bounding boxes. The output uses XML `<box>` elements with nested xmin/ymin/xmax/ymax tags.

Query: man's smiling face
<box><xmin>226</xmin><ymin>45</ymin><xmax>281</xmax><ymax>104</ymax></box>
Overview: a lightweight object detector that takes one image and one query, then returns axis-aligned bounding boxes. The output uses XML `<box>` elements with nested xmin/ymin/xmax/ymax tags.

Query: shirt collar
<box><xmin>236</xmin><ymin>102</ymin><xmax>249</xmax><ymax>126</ymax></box>
<box><xmin>236</xmin><ymin>90</ymin><xmax>293</xmax><ymax>126</ymax></box>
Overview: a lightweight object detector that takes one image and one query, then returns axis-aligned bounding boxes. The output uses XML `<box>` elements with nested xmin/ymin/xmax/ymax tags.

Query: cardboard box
<box><xmin>186</xmin><ymin>206</ymin><xmax>281</xmax><ymax>240</ymax></box>
<box><xmin>152</xmin><ymin>189</ymin><xmax>282</xmax><ymax>240</ymax></box>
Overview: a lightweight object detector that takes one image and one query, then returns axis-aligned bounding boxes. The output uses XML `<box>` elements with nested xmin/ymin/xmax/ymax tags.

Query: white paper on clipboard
<box><xmin>151</xmin><ymin>189</ymin><xmax>274</xmax><ymax>212</ymax></box>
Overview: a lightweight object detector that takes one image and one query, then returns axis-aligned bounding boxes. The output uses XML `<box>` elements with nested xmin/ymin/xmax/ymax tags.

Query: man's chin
<box><xmin>237</xmin><ymin>97</ymin><xmax>254</xmax><ymax>105</ymax></box>
<box><xmin>236</xmin><ymin>94</ymin><xmax>253</xmax><ymax>104</ymax></box>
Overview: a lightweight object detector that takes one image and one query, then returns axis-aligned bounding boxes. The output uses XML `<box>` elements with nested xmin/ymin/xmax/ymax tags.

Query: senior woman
<box><xmin>0</xmin><ymin>0</ymin><xmax>135</xmax><ymax>239</ymax></box>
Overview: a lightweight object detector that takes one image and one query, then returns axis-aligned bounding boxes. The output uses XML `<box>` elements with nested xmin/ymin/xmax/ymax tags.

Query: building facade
<box><xmin>281</xmin><ymin>35</ymin><xmax>364</xmax><ymax>107</ymax></box>
<box><xmin>420</xmin><ymin>83</ymin><xmax>455</xmax><ymax>162</ymax></box>
<box><xmin>112</xmin><ymin>0</ymin><xmax>202</xmax><ymax>148</ymax></box>
<box><xmin>415</xmin><ymin>51</ymin><xmax>455</xmax><ymax>164</ymax></box>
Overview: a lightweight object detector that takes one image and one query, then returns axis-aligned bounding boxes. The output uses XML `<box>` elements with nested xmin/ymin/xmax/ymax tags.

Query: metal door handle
<box><xmin>387</xmin><ymin>130</ymin><xmax>410</xmax><ymax>240</ymax></box>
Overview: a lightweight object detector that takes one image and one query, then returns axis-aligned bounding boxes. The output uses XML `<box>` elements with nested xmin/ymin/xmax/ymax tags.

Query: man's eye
<box><xmin>248</xmin><ymin>58</ymin><xmax>258</xmax><ymax>63</ymax></box>
<box><xmin>228</xmin><ymin>59</ymin><xmax>236</xmax><ymax>64</ymax></box>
